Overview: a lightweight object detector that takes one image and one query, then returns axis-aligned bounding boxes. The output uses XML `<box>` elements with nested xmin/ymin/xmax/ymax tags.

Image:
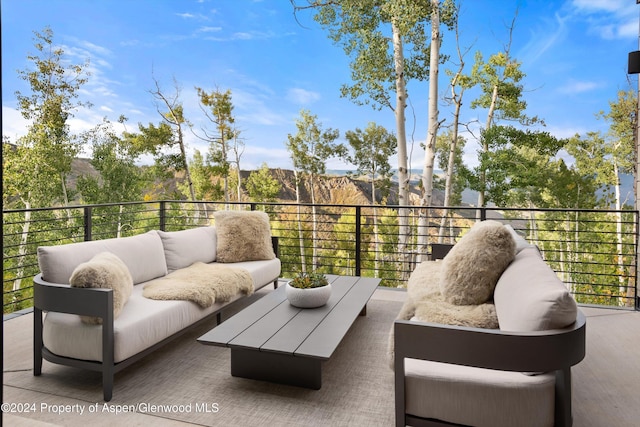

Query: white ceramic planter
<box><xmin>285</xmin><ymin>282</ymin><xmax>332</xmax><ymax>308</ymax></box>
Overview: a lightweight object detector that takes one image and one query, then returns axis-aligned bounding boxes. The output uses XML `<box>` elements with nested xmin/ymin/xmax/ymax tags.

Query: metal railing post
<box><xmin>159</xmin><ymin>201</ymin><xmax>166</xmax><ymax>231</ymax></box>
<box><xmin>636</xmin><ymin>210</ymin><xmax>640</xmax><ymax>311</ymax></box>
<box><xmin>84</xmin><ymin>206</ymin><xmax>92</xmax><ymax>241</ymax></box>
<box><xmin>355</xmin><ymin>206</ymin><xmax>361</xmax><ymax>277</ymax></box>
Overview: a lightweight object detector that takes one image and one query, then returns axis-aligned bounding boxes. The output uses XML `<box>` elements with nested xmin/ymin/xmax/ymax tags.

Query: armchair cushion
<box><xmin>404</xmin><ymin>359</ymin><xmax>555</xmax><ymax>427</ymax></box>
<box><xmin>440</xmin><ymin>220</ymin><xmax>516</xmax><ymax>305</ymax></box>
<box><xmin>213</xmin><ymin>210</ymin><xmax>276</xmax><ymax>263</ymax></box>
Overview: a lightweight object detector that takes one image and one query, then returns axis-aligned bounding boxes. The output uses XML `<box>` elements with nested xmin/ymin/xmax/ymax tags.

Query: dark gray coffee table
<box><xmin>197</xmin><ymin>275</ymin><xmax>380</xmax><ymax>389</ymax></box>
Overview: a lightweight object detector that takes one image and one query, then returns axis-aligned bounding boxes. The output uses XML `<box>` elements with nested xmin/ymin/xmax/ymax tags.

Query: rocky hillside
<box><xmin>68</xmin><ymin>159</ymin><xmax>447</xmax><ymax>206</ymax></box>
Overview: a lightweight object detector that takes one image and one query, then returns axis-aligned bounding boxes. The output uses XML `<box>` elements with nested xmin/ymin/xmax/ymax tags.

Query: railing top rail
<box><xmin>4</xmin><ymin>200</ymin><xmax>638</xmax><ymax>216</ymax></box>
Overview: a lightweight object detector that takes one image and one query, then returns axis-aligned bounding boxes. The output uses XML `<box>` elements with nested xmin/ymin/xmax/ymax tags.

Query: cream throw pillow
<box><xmin>69</xmin><ymin>252</ymin><xmax>133</xmax><ymax>324</ymax></box>
<box><xmin>440</xmin><ymin>220</ymin><xmax>516</xmax><ymax>305</ymax></box>
<box><xmin>213</xmin><ymin>210</ymin><xmax>276</xmax><ymax>263</ymax></box>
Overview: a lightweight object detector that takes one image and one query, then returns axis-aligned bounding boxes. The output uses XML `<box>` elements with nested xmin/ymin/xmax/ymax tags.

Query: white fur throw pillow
<box><xmin>214</xmin><ymin>210</ymin><xmax>276</xmax><ymax>263</ymax></box>
<box><xmin>440</xmin><ymin>220</ymin><xmax>516</xmax><ymax>305</ymax></box>
<box><xmin>69</xmin><ymin>252</ymin><xmax>133</xmax><ymax>325</ymax></box>
<box><xmin>404</xmin><ymin>261</ymin><xmax>499</xmax><ymax>328</ymax></box>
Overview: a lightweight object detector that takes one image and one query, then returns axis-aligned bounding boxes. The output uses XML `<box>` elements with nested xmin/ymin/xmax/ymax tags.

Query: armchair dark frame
<box><xmin>393</xmin><ymin>311</ymin><xmax>586</xmax><ymax>427</ymax></box>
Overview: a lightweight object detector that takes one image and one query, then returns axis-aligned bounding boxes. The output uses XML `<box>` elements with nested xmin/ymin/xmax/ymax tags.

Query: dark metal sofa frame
<box><xmin>394</xmin><ymin>311</ymin><xmax>586</xmax><ymax>427</ymax></box>
<box><xmin>33</xmin><ymin>237</ymin><xmax>279</xmax><ymax>401</ymax></box>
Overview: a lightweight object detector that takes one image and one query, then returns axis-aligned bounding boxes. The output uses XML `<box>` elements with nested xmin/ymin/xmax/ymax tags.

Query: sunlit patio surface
<box><xmin>3</xmin><ymin>286</ymin><xmax>640</xmax><ymax>426</ymax></box>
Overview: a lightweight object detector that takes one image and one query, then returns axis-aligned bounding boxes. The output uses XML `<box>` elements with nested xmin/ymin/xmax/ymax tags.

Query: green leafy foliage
<box><xmin>246</xmin><ymin>163</ymin><xmax>281</xmax><ymax>203</ymax></box>
<box><xmin>344</xmin><ymin>122</ymin><xmax>396</xmax><ymax>203</ymax></box>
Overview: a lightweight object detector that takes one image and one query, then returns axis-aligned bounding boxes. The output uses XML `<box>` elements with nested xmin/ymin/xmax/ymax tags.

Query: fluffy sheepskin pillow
<box><xmin>403</xmin><ymin>261</ymin><xmax>499</xmax><ymax>328</ymax></box>
<box><xmin>388</xmin><ymin>260</ymin><xmax>499</xmax><ymax>368</ymax></box>
<box><xmin>213</xmin><ymin>210</ymin><xmax>276</xmax><ymax>263</ymax></box>
<box><xmin>440</xmin><ymin>220</ymin><xmax>516</xmax><ymax>305</ymax></box>
<box><xmin>69</xmin><ymin>252</ymin><xmax>133</xmax><ymax>325</ymax></box>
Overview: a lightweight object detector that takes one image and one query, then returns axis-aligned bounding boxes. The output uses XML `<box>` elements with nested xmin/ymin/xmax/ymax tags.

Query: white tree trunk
<box><xmin>60</xmin><ymin>172</ymin><xmax>73</xmax><ymax>224</ymax></box>
<box><xmin>309</xmin><ymin>172</ymin><xmax>318</xmax><ymax>268</ymax></box>
<box><xmin>476</xmin><ymin>85</ymin><xmax>499</xmax><ymax>212</ymax></box>
<box><xmin>12</xmin><ymin>199</ymin><xmax>32</xmax><ymax>292</ymax></box>
<box><xmin>294</xmin><ymin>169</ymin><xmax>306</xmax><ymax>273</ymax></box>
<box><xmin>233</xmin><ymin>133</ymin><xmax>243</xmax><ymax>202</ymax></box>
<box><xmin>391</xmin><ymin>20</ymin><xmax>411</xmax><ymax>281</ymax></box>
<box><xmin>371</xmin><ymin>176</ymin><xmax>380</xmax><ymax>277</ymax></box>
<box><xmin>439</xmin><ymin>13</ymin><xmax>466</xmax><ymax>244</ymax></box>
<box><xmin>614</xmin><ymin>162</ymin><xmax>626</xmax><ymax>304</ymax></box>
<box><xmin>438</xmin><ymin>79</ymin><xmax>463</xmax><ymax>243</ymax></box>
<box><xmin>418</xmin><ymin>0</ymin><xmax>441</xmax><ymax>262</ymax></box>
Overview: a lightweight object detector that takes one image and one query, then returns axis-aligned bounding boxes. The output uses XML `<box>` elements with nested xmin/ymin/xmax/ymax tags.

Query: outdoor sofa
<box><xmin>393</xmin><ymin>221</ymin><xmax>586</xmax><ymax>427</ymax></box>
<box><xmin>33</xmin><ymin>210</ymin><xmax>281</xmax><ymax>401</ymax></box>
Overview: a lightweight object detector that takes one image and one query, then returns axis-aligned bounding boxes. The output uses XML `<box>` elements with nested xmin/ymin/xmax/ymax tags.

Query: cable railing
<box><xmin>3</xmin><ymin>201</ymin><xmax>638</xmax><ymax>314</ymax></box>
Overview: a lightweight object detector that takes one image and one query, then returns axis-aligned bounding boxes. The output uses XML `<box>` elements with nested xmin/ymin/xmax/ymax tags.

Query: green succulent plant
<box><xmin>288</xmin><ymin>272</ymin><xmax>329</xmax><ymax>289</ymax></box>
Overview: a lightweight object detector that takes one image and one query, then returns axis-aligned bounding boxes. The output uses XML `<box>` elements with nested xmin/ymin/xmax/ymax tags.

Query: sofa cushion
<box><xmin>69</xmin><ymin>252</ymin><xmax>133</xmax><ymax>324</ymax></box>
<box><xmin>440</xmin><ymin>220</ymin><xmax>516</xmax><ymax>305</ymax></box>
<box><xmin>504</xmin><ymin>224</ymin><xmax>534</xmax><ymax>253</ymax></box>
<box><xmin>404</xmin><ymin>359</ymin><xmax>555</xmax><ymax>427</ymax></box>
<box><xmin>38</xmin><ymin>231</ymin><xmax>167</xmax><ymax>285</ymax></box>
<box><xmin>213</xmin><ymin>210</ymin><xmax>276</xmax><ymax>263</ymax></box>
<box><xmin>494</xmin><ymin>247</ymin><xmax>578</xmax><ymax>331</ymax></box>
<box><xmin>158</xmin><ymin>227</ymin><xmax>217</xmax><ymax>271</ymax></box>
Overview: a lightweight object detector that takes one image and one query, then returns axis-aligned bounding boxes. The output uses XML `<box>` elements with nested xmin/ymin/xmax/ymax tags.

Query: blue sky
<box><xmin>2</xmin><ymin>0</ymin><xmax>639</xmax><ymax>171</ymax></box>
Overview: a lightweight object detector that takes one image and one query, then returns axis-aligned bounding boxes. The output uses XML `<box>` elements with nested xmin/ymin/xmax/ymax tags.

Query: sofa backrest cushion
<box><xmin>503</xmin><ymin>224</ymin><xmax>534</xmax><ymax>254</ymax></box>
<box><xmin>69</xmin><ymin>252</ymin><xmax>133</xmax><ymax>324</ymax></box>
<box><xmin>38</xmin><ymin>231</ymin><xmax>167</xmax><ymax>285</ymax></box>
<box><xmin>213</xmin><ymin>210</ymin><xmax>276</xmax><ymax>263</ymax></box>
<box><xmin>494</xmin><ymin>246</ymin><xmax>578</xmax><ymax>331</ymax></box>
<box><xmin>158</xmin><ymin>227</ymin><xmax>217</xmax><ymax>271</ymax></box>
<box><xmin>440</xmin><ymin>220</ymin><xmax>516</xmax><ymax>305</ymax></box>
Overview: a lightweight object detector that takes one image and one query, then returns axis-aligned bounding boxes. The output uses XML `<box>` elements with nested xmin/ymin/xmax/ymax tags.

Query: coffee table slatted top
<box><xmin>198</xmin><ymin>275</ymin><xmax>380</xmax><ymax>360</ymax></box>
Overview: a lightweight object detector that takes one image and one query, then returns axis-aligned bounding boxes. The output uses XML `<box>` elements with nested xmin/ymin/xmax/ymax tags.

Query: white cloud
<box><xmin>240</xmin><ymin>145</ymin><xmax>292</xmax><ymax>169</ymax></box>
<box><xmin>558</xmin><ymin>80</ymin><xmax>600</xmax><ymax>94</ymax></box>
<box><xmin>520</xmin><ymin>13</ymin><xmax>569</xmax><ymax>65</ymax></box>
<box><xmin>570</xmin><ymin>0</ymin><xmax>638</xmax><ymax>40</ymax></box>
<box><xmin>571</xmin><ymin>0</ymin><xmax>628</xmax><ymax>13</ymax></box>
<box><xmin>205</xmin><ymin>30</ymin><xmax>295</xmax><ymax>42</ymax></box>
<box><xmin>232</xmin><ymin>32</ymin><xmax>254</xmax><ymax>40</ymax></box>
<box><xmin>287</xmin><ymin>88</ymin><xmax>321</xmax><ymax>105</ymax></box>
<box><xmin>2</xmin><ymin>106</ymin><xmax>29</xmax><ymax>140</ymax></box>
<box><xmin>197</xmin><ymin>26</ymin><xmax>222</xmax><ymax>33</ymax></box>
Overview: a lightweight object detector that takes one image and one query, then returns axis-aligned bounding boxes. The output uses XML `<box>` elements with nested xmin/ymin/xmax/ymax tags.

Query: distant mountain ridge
<box><xmin>68</xmin><ymin>158</ymin><xmax>635</xmax><ymax>207</ymax></box>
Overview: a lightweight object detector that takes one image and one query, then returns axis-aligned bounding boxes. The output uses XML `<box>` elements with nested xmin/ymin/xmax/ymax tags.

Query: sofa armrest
<box><xmin>394</xmin><ymin>310</ymin><xmax>585</xmax><ymax>373</ymax></box>
<box><xmin>33</xmin><ymin>273</ymin><xmax>114</xmax><ymax>319</ymax></box>
<box><xmin>33</xmin><ymin>273</ymin><xmax>115</xmax><ymax>397</ymax></box>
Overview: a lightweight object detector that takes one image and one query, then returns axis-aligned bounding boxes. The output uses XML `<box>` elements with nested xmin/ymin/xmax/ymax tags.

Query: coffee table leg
<box><xmin>230</xmin><ymin>348</ymin><xmax>322</xmax><ymax>389</ymax></box>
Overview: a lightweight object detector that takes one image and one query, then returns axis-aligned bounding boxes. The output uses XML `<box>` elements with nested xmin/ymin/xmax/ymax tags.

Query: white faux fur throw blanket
<box><xmin>143</xmin><ymin>262</ymin><xmax>254</xmax><ymax>308</ymax></box>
